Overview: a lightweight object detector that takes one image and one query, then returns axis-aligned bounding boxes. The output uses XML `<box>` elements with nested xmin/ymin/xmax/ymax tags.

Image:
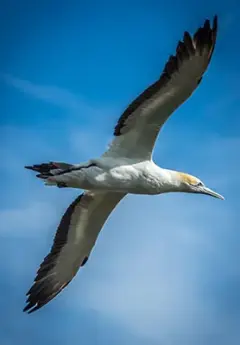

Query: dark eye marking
<box><xmin>195</xmin><ymin>181</ymin><xmax>204</xmax><ymax>187</ymax></box>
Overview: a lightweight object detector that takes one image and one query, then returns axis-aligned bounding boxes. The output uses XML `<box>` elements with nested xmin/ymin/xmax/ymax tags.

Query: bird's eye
<box><xmin>196</xmin><ymin>181</ymin><xmax>204</xmax><ymax>187</ymax></box>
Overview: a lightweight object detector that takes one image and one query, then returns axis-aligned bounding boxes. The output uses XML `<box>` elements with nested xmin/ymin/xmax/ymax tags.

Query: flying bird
<box><xmin>24</xmin><ymin>16</ymin><xmax>223</xmax><ymax>313</ymax></box>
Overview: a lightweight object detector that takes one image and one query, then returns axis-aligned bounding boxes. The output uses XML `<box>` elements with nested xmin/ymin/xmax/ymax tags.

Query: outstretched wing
<box><xmin>24</xmin><ymin>191</ymin><xmax>125</xmax><ymax>313</ymax></box>
<box><xmin>103</xmin><ymin>16</ymin><xmax>218</xmax><ymax>160</ymax></box>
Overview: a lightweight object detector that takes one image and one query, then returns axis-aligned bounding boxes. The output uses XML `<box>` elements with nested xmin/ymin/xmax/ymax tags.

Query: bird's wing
<box><xmin>24</xmin><ymin>191</ymin><xmax>125</xmax><ymax>313</ymax></box>
<box><xmin>103</xmin><ymin>16</ymin><xmax>218</xmax><ymax>160</ymax></box>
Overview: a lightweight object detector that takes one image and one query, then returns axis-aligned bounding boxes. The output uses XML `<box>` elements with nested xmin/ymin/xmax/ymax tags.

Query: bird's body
<box><xmin>44</xmin><ymin>158</ymin><xmax>183</xmax><ymax>195</ymax></box>
<box><xmin>24</xmin><ymin>16</ymin><xmax>224</xmax><ymax>314</ymax></box>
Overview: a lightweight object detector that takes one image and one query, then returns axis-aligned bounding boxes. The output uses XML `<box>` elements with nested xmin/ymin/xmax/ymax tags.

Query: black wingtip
<box><xmin>23</xmin><ymin>306</ymin><xmax>29</xmax><ymax>313</ymax></box>
<box><xmin>23</xmin><ymin>304</ymin><xmax>41</xmax><ymax>314</ymax></box>
<box><xmin>23</xmin><ymin>303</ymin><xmax>32</xmax><ymax>313</ymax></box>
<box><xmin>23</xmin><ymin>304</ymin><xmax>39</xmax><ymax>314</ymax></box>
<box><xmin>204</xmin><ymin>15</ymin><xmax>217</xmax><ymax>29</ymax></box>
<box><xmin>213</xmin><ymin>15</ymin><xmax>218</xmax><ymax>29</ymax></box>
<box><xmin>203</xmin><ymin>19</ymin><xmax>210</xmax><ymax>31</ymax></box>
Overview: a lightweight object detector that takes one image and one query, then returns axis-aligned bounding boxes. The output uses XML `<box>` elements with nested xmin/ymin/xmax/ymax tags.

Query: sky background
<box><xmin>0</xmin><ymin>1</ymin><xmax>240</xmax><ymax>344</ymax></box>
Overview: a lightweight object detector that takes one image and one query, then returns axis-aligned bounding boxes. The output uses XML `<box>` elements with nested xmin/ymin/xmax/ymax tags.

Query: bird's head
<box><xmin>177</xmin><ymin>172</ymin><xmax>224</xmax><ymax>200</ymax></box>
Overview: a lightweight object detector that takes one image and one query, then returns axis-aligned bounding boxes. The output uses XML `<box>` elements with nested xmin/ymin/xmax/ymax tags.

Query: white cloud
<box><xmin>1</xmin><ymin>74</ymin><xmax>118</xmax><ymax>126</ymax></box>
<box><xmin>1</xmin><ymin>74</ymin><xmax>89</xmax><ymax>112</ymax></box>
<box><xmin>0</xmin><ymin>201</ymin><xmax>56</xmax><ymax>238</ymax></box>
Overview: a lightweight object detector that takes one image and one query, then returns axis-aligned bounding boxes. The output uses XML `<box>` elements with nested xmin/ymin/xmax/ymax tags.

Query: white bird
<box><xmin>24</xmin><ymin>16</ymin><xmax>223</xmax><ymax>313</ymax></box>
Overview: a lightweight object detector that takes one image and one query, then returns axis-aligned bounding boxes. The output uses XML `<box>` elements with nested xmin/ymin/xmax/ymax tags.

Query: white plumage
<box><xmin>24</xmin><ymin>16</ymin><xmax>223</xmax><ymax>313</ymax></box>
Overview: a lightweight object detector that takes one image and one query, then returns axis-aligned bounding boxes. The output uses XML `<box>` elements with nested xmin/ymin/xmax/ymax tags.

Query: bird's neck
<box><xmin>152</xmin><ymin>166</ymin><xmax>183</xmax><ymax>194</ymax></box>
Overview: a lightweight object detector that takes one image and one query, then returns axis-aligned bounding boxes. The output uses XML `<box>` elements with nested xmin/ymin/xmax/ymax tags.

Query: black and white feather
<box><xmin>103</xmin><ymin>16</ymin><xmax>218</xmax><ymax>159</ymax></box>
<box><xmin>24</xmin><ymin>192</ymin><xmax>125</xmax><ymax>313</ymax></box>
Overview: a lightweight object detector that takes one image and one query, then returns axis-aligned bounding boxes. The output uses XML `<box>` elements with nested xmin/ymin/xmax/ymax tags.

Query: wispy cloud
<box><xmin>0</xmin><ymin>201</ymin><xmax>57</xmax><ymax>238</ymax></box>
<box><xmin>1</xmin><ymin>74</ymin><xmax>96</xmax><ymax>113</ymax></box>
<box><xmin>1</xmin><ymin>74</ymin><xmax>119</xmax><ymax>136</ymax></box>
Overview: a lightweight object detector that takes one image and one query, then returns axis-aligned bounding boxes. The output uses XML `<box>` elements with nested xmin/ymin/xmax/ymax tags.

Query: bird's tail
<box><xmin>25</xmin><ymin>162</ymin><xmax>73</xmax><ymax>187</ymax></box>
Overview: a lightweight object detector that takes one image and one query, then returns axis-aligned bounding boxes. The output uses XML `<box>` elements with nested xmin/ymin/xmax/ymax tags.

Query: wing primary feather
<box><xmin>23</xmin><ymin>194</ymin><xmax>83</xmax><ymax>313</ymax></box>
<box><xmin>23</xmin><ymin>192</ymin><xmax>125</xmax><ymax>313</ymax></box>
<box><xmin>113</xmin><ymin>16</ymin><xmax>218</xmax><ymax>138</ymax></box>
<box><xmin>81</xmin><ymin>256</ymin><xmax>89</xmax><ymax>267</ymax></box>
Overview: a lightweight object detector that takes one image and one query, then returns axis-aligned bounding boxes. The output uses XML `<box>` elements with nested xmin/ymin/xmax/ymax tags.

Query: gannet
<box><xmin>24</xmin><ymin>16</ymin><xmax>223</xmax><ymax>313</ymax></box>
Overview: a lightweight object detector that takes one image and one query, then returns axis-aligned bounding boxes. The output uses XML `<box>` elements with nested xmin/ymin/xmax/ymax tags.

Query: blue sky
<box><xmin>0</xmin><ymin>1</ymin><xmax>240</xmax><ymax>344</ymax></box>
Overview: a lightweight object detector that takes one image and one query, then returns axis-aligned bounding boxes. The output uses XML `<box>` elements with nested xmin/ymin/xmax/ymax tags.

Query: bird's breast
<box><xmin>106</xmin><ymin>164</ymin><xmax>164</xmax><ymax>195</ymax></box>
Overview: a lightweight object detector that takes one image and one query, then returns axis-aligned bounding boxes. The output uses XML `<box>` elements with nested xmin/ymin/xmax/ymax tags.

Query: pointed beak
<box><xmin>201</xmin><ymin>186</ymin><xmax>225</xmax><ymax>200</ymax></box>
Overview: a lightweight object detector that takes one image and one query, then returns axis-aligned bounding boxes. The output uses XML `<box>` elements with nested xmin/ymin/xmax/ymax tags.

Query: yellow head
<box><xmin>176</xmin><ymin>172</ymin><xmax>224</xmax><ymax>200</ymax></box>
<box><xmin>178</xmin><ymin>172</ymin><xmax>200</xmax><ymax>186</ymax></box>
